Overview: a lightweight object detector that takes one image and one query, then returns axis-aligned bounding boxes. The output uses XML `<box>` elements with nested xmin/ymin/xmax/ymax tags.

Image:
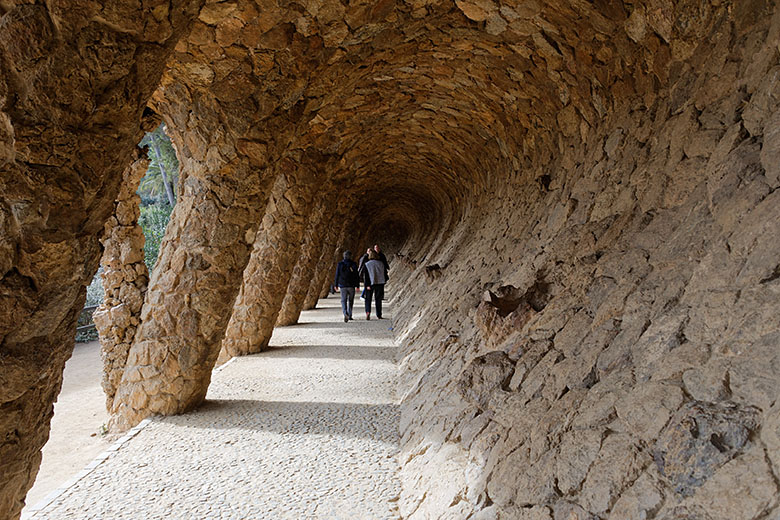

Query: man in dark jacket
<box><xmin>374</xmin><ymin>244</ymin><xmax>390</xmax><ymax>295</ymax></box>
<box><xmin>334</xmin><ymin>250</ymin><xmax>360</xmax><ymax>322</ymax></box>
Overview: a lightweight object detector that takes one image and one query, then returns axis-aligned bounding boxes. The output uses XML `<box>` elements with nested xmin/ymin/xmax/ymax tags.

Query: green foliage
<box><xmin>76</xmin><ymin>270</ymin><xmax>103</xmax><ymax>342</ymax></box>
<box><xmin>138</xmin><ymin>124</ymin><xmax>179</xmax><ymax>205</ymax></box>
<box><xmin>85</xmin><ymin>268</ymin><xmax>104</xmax><ymax>307</ymax></box>
<box><xmin>139</xmin><ymin>202</ymin><xmax>173</xmax><ymax>271</ymax></box>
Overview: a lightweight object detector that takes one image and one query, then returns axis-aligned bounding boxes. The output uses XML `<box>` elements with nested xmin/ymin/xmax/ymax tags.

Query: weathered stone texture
<box><xmin>303</xmin><ymin>219</ymin><xmax>349</xmax><ymax>311</ymax></box>
<box><xmin>2</xmin><ymin>1</ymin><xmax>780</xmax><ymax>519</ymax></box>
<box><xmin>276</xmin><ymin>189</ymin><xmax>338</xmax><ymax>327</ymax></box>
<box><xmin>109</xmin><ymin>131</ymin><xmax>274</xmax><ymax>431</ymax></box>
<box><xmin>0</xmin><ymin>2</ymin><xmax>201</xmax><ymax>518</ymax></box>
<box><xmin>93</xmin><ymin>154</ymin><xmax>150</xmax><ymax>411</ymax></box>
<box><xmin>389</xmin><ymin>4</ymin><xmax>780</xmax><ymax>518</ymax></box>
<box><xmin>218</xmin><ymin>155</ymin><xmax>325</xmax><ymax>361</ymax></box>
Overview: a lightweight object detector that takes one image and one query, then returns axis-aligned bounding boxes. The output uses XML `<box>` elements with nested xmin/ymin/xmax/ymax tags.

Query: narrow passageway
<box><xmin>28</xmin><ymin>298</ymin><xmax>400</xmax><ymax>520</ymax></box>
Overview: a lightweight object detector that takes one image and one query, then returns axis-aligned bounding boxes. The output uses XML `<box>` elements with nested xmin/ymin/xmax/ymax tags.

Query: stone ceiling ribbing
<box><xmin>153</xmin><ymin>0</ymin><xmax>717</xmax><ymax>216</ymax></box>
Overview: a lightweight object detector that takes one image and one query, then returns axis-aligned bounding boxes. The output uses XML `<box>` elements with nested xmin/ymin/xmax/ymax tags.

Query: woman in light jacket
<box><xmin>361</xmin><ymin>250</ymin><xmax>387</xmax><ymax>320</ymax></box>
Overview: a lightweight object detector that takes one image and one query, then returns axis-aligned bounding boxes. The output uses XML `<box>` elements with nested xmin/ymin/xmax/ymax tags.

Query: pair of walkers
<box><xmin>334</xmin><ymin>245</ymin><xmax>389</xmax><ymax>322</ymax></box>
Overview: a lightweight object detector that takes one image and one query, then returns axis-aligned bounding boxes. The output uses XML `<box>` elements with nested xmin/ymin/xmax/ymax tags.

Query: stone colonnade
<box><xmin>304</xmin><ymin>220</ymin><xmax>350</xmax><ymax>310</ymax></box>
<box><xmin>0</xmin><ymin>2</ymin><xmax>203</xmax><ymax>518</ymax></box>
<box><xmin>275</xmin><ymin>187</ymin><xmax>339</xmax><ymax>326</ymax></box>
<box><xmin>93</xmin><ymin>154</ymin><xmax>151</xmax><ymax>410</ymax></box>
<box><xmin>109</xmin><ymin>133</ymin><xmax>274</xmax><ymax>431</ymax></box>
<box><xmin>217</xmin><ymin>155</ymin><xmax>328</xmax><ymax>361</ymax></box>
<box><xmin>2</xmin><ymin>1</ymin><xmax>780</xmax><ymax>519</ymax></box>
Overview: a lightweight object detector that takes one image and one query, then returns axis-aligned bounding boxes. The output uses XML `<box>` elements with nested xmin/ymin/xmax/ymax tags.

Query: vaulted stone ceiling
<box><xmin>156</xmin><ymin>0</ymin><xmax>683</xmax><ymax>197</ymax></box>
<box><xmin>2</xmin><ymin>1</ymin><xmax>780</xmax><ymax>519</ymax></box>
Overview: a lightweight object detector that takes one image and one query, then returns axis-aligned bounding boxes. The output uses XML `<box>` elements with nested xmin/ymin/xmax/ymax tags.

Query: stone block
<box><xmin>653</xmin><ymin>401</ymin><xmax>759</xmax><ymax>497</ymax></box>
<box><xmin>615</xmin><ymin>382</ymin><xmax>684</xmax><ymax>442</ymax></box>
<box><xmin>608</xmin><ymin>472</ymin><xmax>663</xmax><ymax>520</ymax></box>
<box><xmin>580</xmin><ymin>434</ymin><xmax>649</xmax><ymax>514</ymax></box>
<box><xmin>670</xmin><ymin>447</ymin><xmax>777</xmax><ymax>520</ymax></box>
<box><xmin>555</xmin><ymin>428</ymin><xmax>602</xmax><ymax>495</ymax></box>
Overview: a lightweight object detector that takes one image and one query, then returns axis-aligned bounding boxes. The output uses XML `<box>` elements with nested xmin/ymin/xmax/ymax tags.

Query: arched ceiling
<box><xmin>152</xmin><ymin>0</ymin><xmax>718</xmax><ymax>255</ymax></box>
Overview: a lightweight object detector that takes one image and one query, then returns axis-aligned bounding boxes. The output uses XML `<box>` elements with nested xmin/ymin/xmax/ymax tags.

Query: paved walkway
<box><xmin>27</xmin><ymin>297</ymin><xmax>400</xmax><ymax>519</ymax></box>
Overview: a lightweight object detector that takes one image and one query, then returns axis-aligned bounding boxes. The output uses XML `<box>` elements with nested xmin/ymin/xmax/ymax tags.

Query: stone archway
<box><xmin>0</xmin><ymin>3</ymin><xmax>203</xmax><ymax>517</ymax></box>
<box><xmin>3</xmin><ymin>1</ymin><xmax>780</xmax><ymax>519</ymax></box>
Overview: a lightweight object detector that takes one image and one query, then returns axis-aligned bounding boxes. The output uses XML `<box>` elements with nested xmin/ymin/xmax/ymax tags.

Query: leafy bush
<box><xmin>139</xmin><ymin>202</ymin><xmax>173</xmax><ymax>271</ymax></box>
<box><xmin>85</xmin><ymin>267</ymin><xmax>104</xmax><ymax>307</ymax></box>
<box><xmin>139</xmin><ymin>194</ymin><xmax>164</xmax><ymax>207</ymax></box>
<box><xmin>76</xmin><ymin>269</ymin><xmax>103</xmax><ymax>342</ymax></box>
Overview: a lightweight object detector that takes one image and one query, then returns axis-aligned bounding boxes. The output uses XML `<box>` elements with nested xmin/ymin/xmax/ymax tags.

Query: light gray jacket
<box><xmin>364</xmin><ymin>259</ymin><xmax>387</xmax><ymax>285</ymax></box>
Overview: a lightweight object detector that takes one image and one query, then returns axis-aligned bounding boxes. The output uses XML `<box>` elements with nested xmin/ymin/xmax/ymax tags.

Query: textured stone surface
<box><xmin>2</xmin><ymin>0</ymin><xmax>780</xmax><ymax>518</ymax></box>
<box><xmin>276</xmin><ymin>189</ymin><xmax>338</xmax><ymax>326</ymax></box>
<box><xmin>218</xmin><ymin>156</ymin><xmax>326</xmax><ymax>361</ymax></box>
<box><xmin>0</xmin><ymin>3</ymin><xmax>201</xmax><ymax>518</ymax></box>
<box><xmin>107</xmin><ymin>111</ymin><xmax>275</xmax><ymax>430</ymax></box>
<box><xmin>387</xmin><ymin>4</ymin><xmax>780</xmax><ymax>518</ymax></box>
<box><xmin>93</xmin><ymin>154</ymin><xmax>150</xmax><ymax>411</ymax></box>
<box><xmin>304</xmin><ymin>221</ymin><xmax>349</xmax><ymax>311</ymax></box>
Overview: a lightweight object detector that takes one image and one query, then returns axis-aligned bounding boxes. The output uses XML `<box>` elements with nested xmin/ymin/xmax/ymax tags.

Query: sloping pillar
<box><xmin>275</xmin><ymin>189</ymin><xmax>338</xmax><ymax>326</ymax></box>
<box><xmin>93</xmin><ymin>153</ymin><xmax>150</xmax><ymax>411</ymax></box>
<box><xmin>109</xmin><ymin>114</ymin><xmax>275</xmax><ymax>431</ymax></box>
<box><xmin>0</xmin><ymin>3</ymin><xmax>199</xmax><ymax>518</ymax></box>
<box><xmin>303</xmin><ymin>221</ymin><xmax>349</xmax><ymax>310</ymax></box>
<box><xmin>218</xmin><ymin>155</ymin><xmax>326</xmax><ymax>361</ymax></box>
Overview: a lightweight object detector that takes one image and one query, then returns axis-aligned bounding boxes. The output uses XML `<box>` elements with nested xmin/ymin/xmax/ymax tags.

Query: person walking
<box><xmin>362</xmin><ymin>250</ymin><xmax>387</xmax><ymax>320</ymax></box>
<box><xmin>374</xmin><ymin>244</ymin><xmax>389</xmax><ymax>300</ymax></box>
<box><xmin>358</xmin><ymin>247</ymin><xmax>372</xmax><ymax>301</ymax></box>
<box><xmin>334</xmin><ymin>250</ymin><xmax>360</xmax><ymax>322</ymax></box>
<box><xmin>358</xmin><ymin>247</ymin><xmax>371</xmax><ymax>272</ymax></box>
<box><xmin>374</xmin><ymin>244</ymin><xmax>390</xmax><ymax>280</ymax></box>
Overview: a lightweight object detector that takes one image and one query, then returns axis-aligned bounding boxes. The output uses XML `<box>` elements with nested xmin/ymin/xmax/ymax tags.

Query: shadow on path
<box><xmin>261</xmin><ymin>345</ymin><xmax>396</xmax><ymax>361</ymax></box>
<box><xmin>167</xmin><ymin>399</ymin><xmax>399</xmax><ymax>442</ymax></box>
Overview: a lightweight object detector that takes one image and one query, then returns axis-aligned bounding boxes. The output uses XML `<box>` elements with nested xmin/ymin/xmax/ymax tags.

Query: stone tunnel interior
<box><xmin>2</xmin><ymin>0</ymin><xmax>780</xmax><ymax>519</ymax></box>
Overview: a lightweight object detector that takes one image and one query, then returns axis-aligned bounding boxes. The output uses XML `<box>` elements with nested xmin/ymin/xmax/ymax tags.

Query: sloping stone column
<box><xmin>218</xmin><ymin>156</ymin><xmax>324</xmax><ymax>361</ymax></box>
<box><xmin>318</xmin><ymin>269</ymin><xmax>334</xmax><ymax>299</ymax></box>
<box><xmin>0</xmin><ymin>3</ymin><xmax>199</xmax><ymax>518</ymax></box>
<box><xmin>109</xmin><ymin>139</ymin><xmax>273</xmax><ymax>430</ymax></box>
<box><xmin>276</xmin><ymin>189</ymin><xmax>338</xmax><ymax>326</ymax></box>
<box><xmin>303</xmin><ymin>220</ymin><xmax>349</xmax><ymax>310</ymax></box>
<box><xmin>93</xmin><ymin>153</ymin><xmax>150</xmax><ymax>411</ymax></box>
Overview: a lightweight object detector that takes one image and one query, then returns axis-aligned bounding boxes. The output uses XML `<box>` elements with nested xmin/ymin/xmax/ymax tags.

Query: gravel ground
<box><xmin>30</xmin><ymin>297</ymin><xmax>400</xmax><ymax>519</ymax></box>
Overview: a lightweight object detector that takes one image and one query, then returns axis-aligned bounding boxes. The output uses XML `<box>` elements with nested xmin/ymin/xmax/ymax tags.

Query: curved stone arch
<box><xmin>3</xmin><ymin>1</ymin><xmax>780</xmax><ymax>518</ymax></box>
<box><xmin>0</xmin><ymin>2</ymin><xmax>204</xmax><ymax>517</ymax></box>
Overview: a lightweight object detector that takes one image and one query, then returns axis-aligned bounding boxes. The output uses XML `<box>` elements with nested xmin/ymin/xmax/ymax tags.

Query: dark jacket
<box><xmin>335</xmin><ymin>259</ymin><xmax>360</xmax><ymax>288</ymax></box>
<box><xmin>358</xmin><ymin>253</ymin><xmax>369</xmax><ymax>273</ymax></box>
<box><xmin>377</xmin><ymin>251</ymin><xmax>390</xmax><ymax>279</ymax></box>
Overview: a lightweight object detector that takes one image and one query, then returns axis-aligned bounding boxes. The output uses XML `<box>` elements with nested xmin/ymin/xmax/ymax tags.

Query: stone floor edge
<box><xmin>21</xmin><ymin>416</ymin><xmax>154</xmax><ymax>519</ymax></box>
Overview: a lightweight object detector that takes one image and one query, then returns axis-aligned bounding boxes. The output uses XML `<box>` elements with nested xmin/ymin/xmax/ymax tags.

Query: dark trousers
<box><xmin>365</xmin><ymin>284</ymin><xmax>384</xmax><ymax>317</ymax></box>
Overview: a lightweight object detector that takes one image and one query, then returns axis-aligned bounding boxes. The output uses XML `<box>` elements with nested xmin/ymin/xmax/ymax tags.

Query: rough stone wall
<box><xmin>0</xmin><ymin>2</ymin><xmax>201</xmax><ymax>518</ymax></box>
<box><xmin>93</xmin><ymin>154</ymin><xmax>150</xmax><ymax>411</ymax></box>
<box><xmin>391</xmin><ymin>6</ymin><xmax>780</xmax><ymax>519</ymax></box>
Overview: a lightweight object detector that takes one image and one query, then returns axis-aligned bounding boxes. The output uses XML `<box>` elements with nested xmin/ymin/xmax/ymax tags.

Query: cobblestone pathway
<box><xmin>29</xmin><ymin>298</ymin><xmax>400</xmax><ymax>520</ymax></box>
